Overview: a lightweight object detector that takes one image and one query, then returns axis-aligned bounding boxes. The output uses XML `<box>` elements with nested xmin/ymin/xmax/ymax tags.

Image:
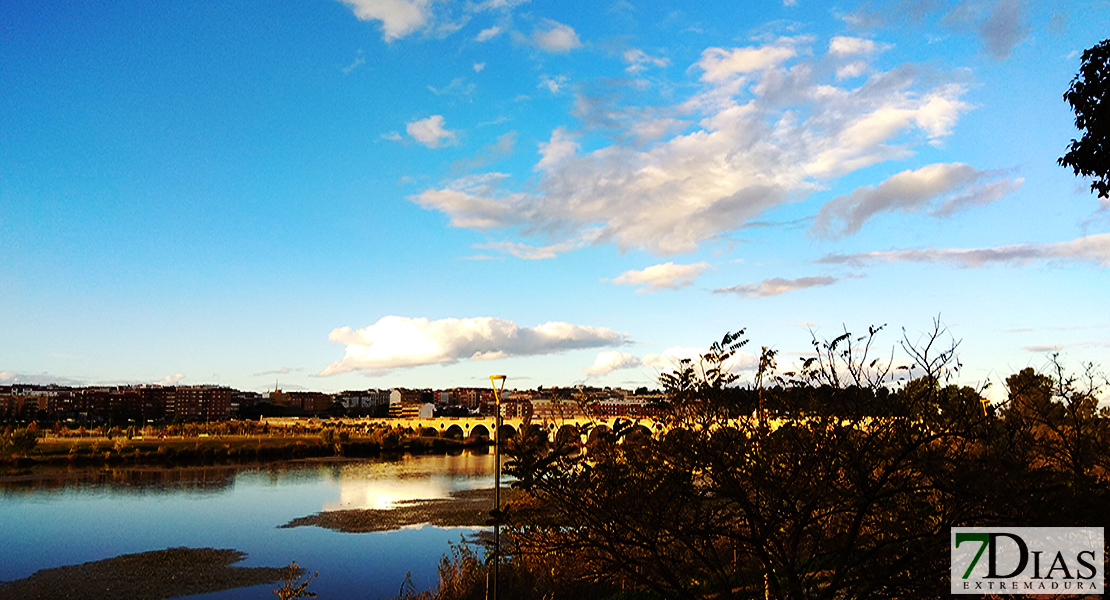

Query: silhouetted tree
<box><xmin>505</xmin><ymin>324</ymin><xmax>1005</xmax><ymax>599</ymax></box>
<box><xmin>1060</xmin><ymin>38</ymin><xmax>1110</xmax><ymax>198</ymax></box>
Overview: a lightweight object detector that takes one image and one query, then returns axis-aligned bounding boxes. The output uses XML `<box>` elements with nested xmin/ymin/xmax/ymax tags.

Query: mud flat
<box><xmin>281</xmin><ymin>487</ymin><xmax>528</xmax><ymax>533</ymax></box>
<box><xmin>0</xmin><ymin>547</ymin><xmax>284</xmax><ymax>600</ymax></box>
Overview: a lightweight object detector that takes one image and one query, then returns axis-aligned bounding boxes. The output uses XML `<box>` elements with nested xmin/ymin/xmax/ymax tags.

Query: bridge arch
<box><xmin>468</xmin><ymin>424</ymin><xmax>491</xmax><ymax>440</ymax></box>
<box><xmin>623</xmin><ymin>424</ymin><xmax>653</xmax><ymax>446</ymax></box>
<box><xmin>586</xmin><ymin>424</ymin><xmax>612</xmax><ymax>447</ymax></box>
<box><xmin>554</xmin><ymin>424</ymin><xmax>582</xmax><ymax>447</ymax></box>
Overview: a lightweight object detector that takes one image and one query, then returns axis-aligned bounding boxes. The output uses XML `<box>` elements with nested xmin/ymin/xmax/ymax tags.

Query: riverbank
<box><xmin>0</xmin><ymin>431</ymin><xmax>486</xmax><ymax>477</ymax></box>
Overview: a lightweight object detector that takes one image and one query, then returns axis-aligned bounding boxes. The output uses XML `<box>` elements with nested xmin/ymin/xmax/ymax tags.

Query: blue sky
<box><xmin>2</xmin><ymin>0</ymin><xmax>1107</xmax><ymax>397</ymax></box>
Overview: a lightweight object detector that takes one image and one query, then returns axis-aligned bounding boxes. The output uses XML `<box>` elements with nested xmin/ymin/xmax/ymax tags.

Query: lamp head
<box><xmin>490</xmin><ymin>374</ymin><xmax>507</xmax><ymax>402</ymax></box>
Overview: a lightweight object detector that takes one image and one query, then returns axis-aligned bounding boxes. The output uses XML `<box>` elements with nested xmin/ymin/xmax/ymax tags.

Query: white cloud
<box><xmin>472</xmin><ymin>0</ymin><xmax>530</xmax><ymax>9</ymax></box>
<box><xmin>610</xmin><ymin>262</ymin><xmax>710</xmax><ymax>292</ymax></box>
<box><xmin>532</xmin><ymin>20</ymin><xmax>582</xmax><ymax>53</ymax></box>
<box><xmin>428</xmin><ymin>77</ymin><xmax>475</xmax><ymax>97</ymax></box>
<box><xmin>342</xmin><ymin>54</ymin><xmax>366</xmax><ymax>75</ymax></box>
<box><xmin>714</xmin><ymin>276</ymin><xmax>837</xmax><ymax>298</ymax></box>
<box><xmin>695</xmin><ymin>41</ymin><xmax>798</xmax><ymax>82</ymax></box>
<box><xmin>473</xmin><ymin>62</ymin><xmax>486</xmax><ymax>72</ymax></box>
<box><xmin>828</xmin><ymin>36</ymin><xmax>891</xmax><ymax>56</ymax></box>
<box><xmin>641</xmin><ymin>346</ymin><xmax>704</xmax><ymax>370</ymax></box>
<box><xmin>381</xmin><ymin>131</ymin><xmax>403</xmax><ymax>142</ymax></box>
<box><xmin>584</xmin><ymin>351</ymin><xmax>642</xmax><ymax>376</ymax></box>
<box><xmin>481</xmin><ymin>238</ymin><xmax>585</xmax><ymax>259</ymax></box>
<box><xmin>538</xmin><ymin>74</ymin><xmax>568</xmax><ymax>94</ymax></box>
<box><xmin>535</xmin><ymin>127</ymin><xmax>579</xmax><ymax>171</ymax></box>
<box><xmin>623</xmin><ymin>48</ymin><xmax>670</xmax><ymax>73</ymax></box>
<box><xmin>412</xmin><ymin>174</ymin><xmax>521</xmax><ymax>229</ymax></box>
<box><xmin>414</xmin><ymin>38</ymin><xmax>976</xmax><ymax>255</ymax></box>
<box><xmin>476</xmin><ymin>26</ymin><xmax>502</xmax><ymax>42</ymax></box>
<box><xmin>339</xmin><ymin>0</ymin><xmax>433</xmax><ymax>41</ymax></box>
<box><xmin>406</xmin><ymin>115</ymin><xmax>457</xmax><ymax>148</ymax></box>
<box><xmin>817</xmin><ymin>233</ymin><xmax>1110</xmax><ymax>268</ymax></box>
<box><xmin>320</xmin><ymin>316</ymin><xmax>628</xmax><ymax>375</ymax></box>
<box><xmin>253</xmin><ymin>367</ymin><xmax>301</xmax><ymax>377</ymax></box>
<box><xmin>812</xmin><ymin>163</ymin><xmax>1022</xmax><ymax>238</ymax></box>
<box><xmin>0</xmin><ymin>371</ymin><xmax>87</xmax><ymax>386</ymax></box>
<box><xmin>159</xmin><ymin>373</ymin><xmax>185</xmax><ymax>386</ymax></box>
<box><xmin>835</xmin><ymin>61</ymin><xmax>869</xmax><ymax>80</ymax></box>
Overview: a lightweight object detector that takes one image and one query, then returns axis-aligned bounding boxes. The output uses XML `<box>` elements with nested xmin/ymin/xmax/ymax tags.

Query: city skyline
<box><xmin>2</xmin><ymin>0</ymin><xmax>1107</xmax><ymax>399</ymax></box>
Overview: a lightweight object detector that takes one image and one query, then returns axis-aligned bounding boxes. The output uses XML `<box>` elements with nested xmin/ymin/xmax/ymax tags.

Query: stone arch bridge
<box><xmin>264</xmin><ymin>415</ymin><xmax>669</xmax><ymax>445</ymax></box>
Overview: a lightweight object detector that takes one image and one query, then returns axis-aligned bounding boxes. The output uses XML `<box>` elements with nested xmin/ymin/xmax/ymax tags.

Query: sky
<box><xmin>2</xmin><ymin>0</ymin><xmax>1108</xmax><ymax>398</ymax></box>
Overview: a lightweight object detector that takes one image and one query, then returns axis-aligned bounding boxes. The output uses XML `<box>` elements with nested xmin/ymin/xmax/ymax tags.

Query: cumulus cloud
<box><xmin>609</xmin><ymin>262</ymin><xmax>710</xmax><ymax>292</ymax></box>
<box><xmin>538</xmin><ymin>74</ymin><xmax>569</xmax><ymax>94</ymax></box>
<box><xmin>623</xmin><ymin>48</ymin><xmax>670</xmax><ymax>73</ymax></box>
<box><xmin>339</xmin><ymin>0</ymin><xmax>533</xmax><ymax>41</ymax></box>
<box><xmin>413</xmin><ymin>38</ymin><xmax>975</xmax><ymax>256</ymax></box>
<box><xmin>714</xmin><ymin>276</ymin><xmax>837</xmax><ymax>298</ymax></box>
<box><xmin>339</xmin><ymin>0</ymin><xmax>433</xmax><ymax>41</ymax></box>
<box><xmin>532</xmin><ymin>20</ymin><xmax>582</xmax><ymax>52</ymax></box>
<box><xmin>476</xmin><ymin>26</ymin><xmax>502</xmax><ymax>41</ymax></box>
<box><xmin>811</xmin><ymin>163</ymin><xmax>1022</xmax><ymax>238</ymax></box>
<box><xmin>320</xmin><ymin>316</ymin><xmax>627</xmax><ymax>375</ymax></box>
<box><xmin>158</xmin><ymin>373</ymin><xmax>185</xmax><ymax>386</ymax></box>
<box><xmin>406</xmin><ymin>115</ymin><xmax>457</xmax><ymax>148</ymax></box>
<box><xmin>584</xmin><ymin>351</ymin><xmax>642</xmax><ymax>376</ymax></box>
<box><xmin>828</xmin><ymin>36</ymin><xmax>891</xmax><ymax>56</ymax></box>
<box><xmin>695</xmin><ymin>41</ymin><xmax>798</xmax><ymax>82</ymax></box>
<box><xmin>836</xmin><ymin>61</ymin><xmax>870</xmax><ymax>80</ymax></box>
<box><xmin>536</xmin><ymin>127</ymin><xmax>579</xmax><ymax>171</ymax></box>
<box><xmin>817</xmin><ymin>233</ymin><xmax>1110</xmax><ymax>268</ymax></box>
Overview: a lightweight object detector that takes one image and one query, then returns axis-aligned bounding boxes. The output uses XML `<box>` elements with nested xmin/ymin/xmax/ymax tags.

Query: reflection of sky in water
<box><xmin>0</xmin><ymin>452</ymin><xmax>498</xmax><ymax>599</ymax></box>
<box><xmin>325</xmin><ymin>454</ymin><xmax>498</xmax><ymax>510</ymax></box>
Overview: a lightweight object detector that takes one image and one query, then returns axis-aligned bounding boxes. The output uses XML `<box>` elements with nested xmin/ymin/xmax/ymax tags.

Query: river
<box><xmin>0</xmin><ymin>451</ymin><xmax>499</xmax><ymax>599</ymax></box>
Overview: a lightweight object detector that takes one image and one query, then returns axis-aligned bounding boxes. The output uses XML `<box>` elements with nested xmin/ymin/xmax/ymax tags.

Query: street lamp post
<box><xmin>488</xmin><ymin>374</ymin><xmax>507</xmax><ymax>600</ymax></box>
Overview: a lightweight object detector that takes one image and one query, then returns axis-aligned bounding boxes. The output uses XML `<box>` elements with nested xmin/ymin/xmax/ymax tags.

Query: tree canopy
<box><xmin>492</xmin><ymin>326</ymin><xmax>1110</xmax><ymax>600</ymax></box>
<box><xmin>1060</xmin><ymin>38</ymin><xmax>1110</xmax><ymax>198</ymax></box>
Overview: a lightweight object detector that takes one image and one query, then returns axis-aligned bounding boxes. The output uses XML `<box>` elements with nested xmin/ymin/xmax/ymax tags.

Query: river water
<box><xmin>0</xmin><ymin>451</ymin><xmax>498</xmax><ymax>599</ymax></box>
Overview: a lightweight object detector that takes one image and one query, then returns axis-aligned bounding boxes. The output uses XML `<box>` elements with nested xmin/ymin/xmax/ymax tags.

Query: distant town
<box><xmin>0</xmin><ymin>383</ymin><xmax>665</xmax><ymax>424</ymax></box>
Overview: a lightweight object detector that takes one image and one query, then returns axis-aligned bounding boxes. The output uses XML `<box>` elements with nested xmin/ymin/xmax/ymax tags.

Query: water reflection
<box><xmin>0</xmin><ymin>451</ymin><xmax>500</xmax><ymax>599</ymax></box>
<box><xmin>325</xmin><ymin>453</ymin><xmax>497</xmax><ymax>510</ymax></box>
<box><xmin>0</xmin><ymin>466</ymin><xmax>239</xmax><ymax>496</ymax></box>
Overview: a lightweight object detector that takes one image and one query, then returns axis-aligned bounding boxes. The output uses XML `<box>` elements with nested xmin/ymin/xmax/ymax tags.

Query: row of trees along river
<box><xmin>471</xmin><ymin>322</ymin><xmax>1110</xmax><ymax>600</ymax></box>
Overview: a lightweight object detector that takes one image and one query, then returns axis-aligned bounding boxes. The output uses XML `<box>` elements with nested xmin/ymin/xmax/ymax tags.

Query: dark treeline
<box><xmin>427</xmin><ymin>323</ymin><xmax>1109</xmax><ymax>600</ymax></box>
